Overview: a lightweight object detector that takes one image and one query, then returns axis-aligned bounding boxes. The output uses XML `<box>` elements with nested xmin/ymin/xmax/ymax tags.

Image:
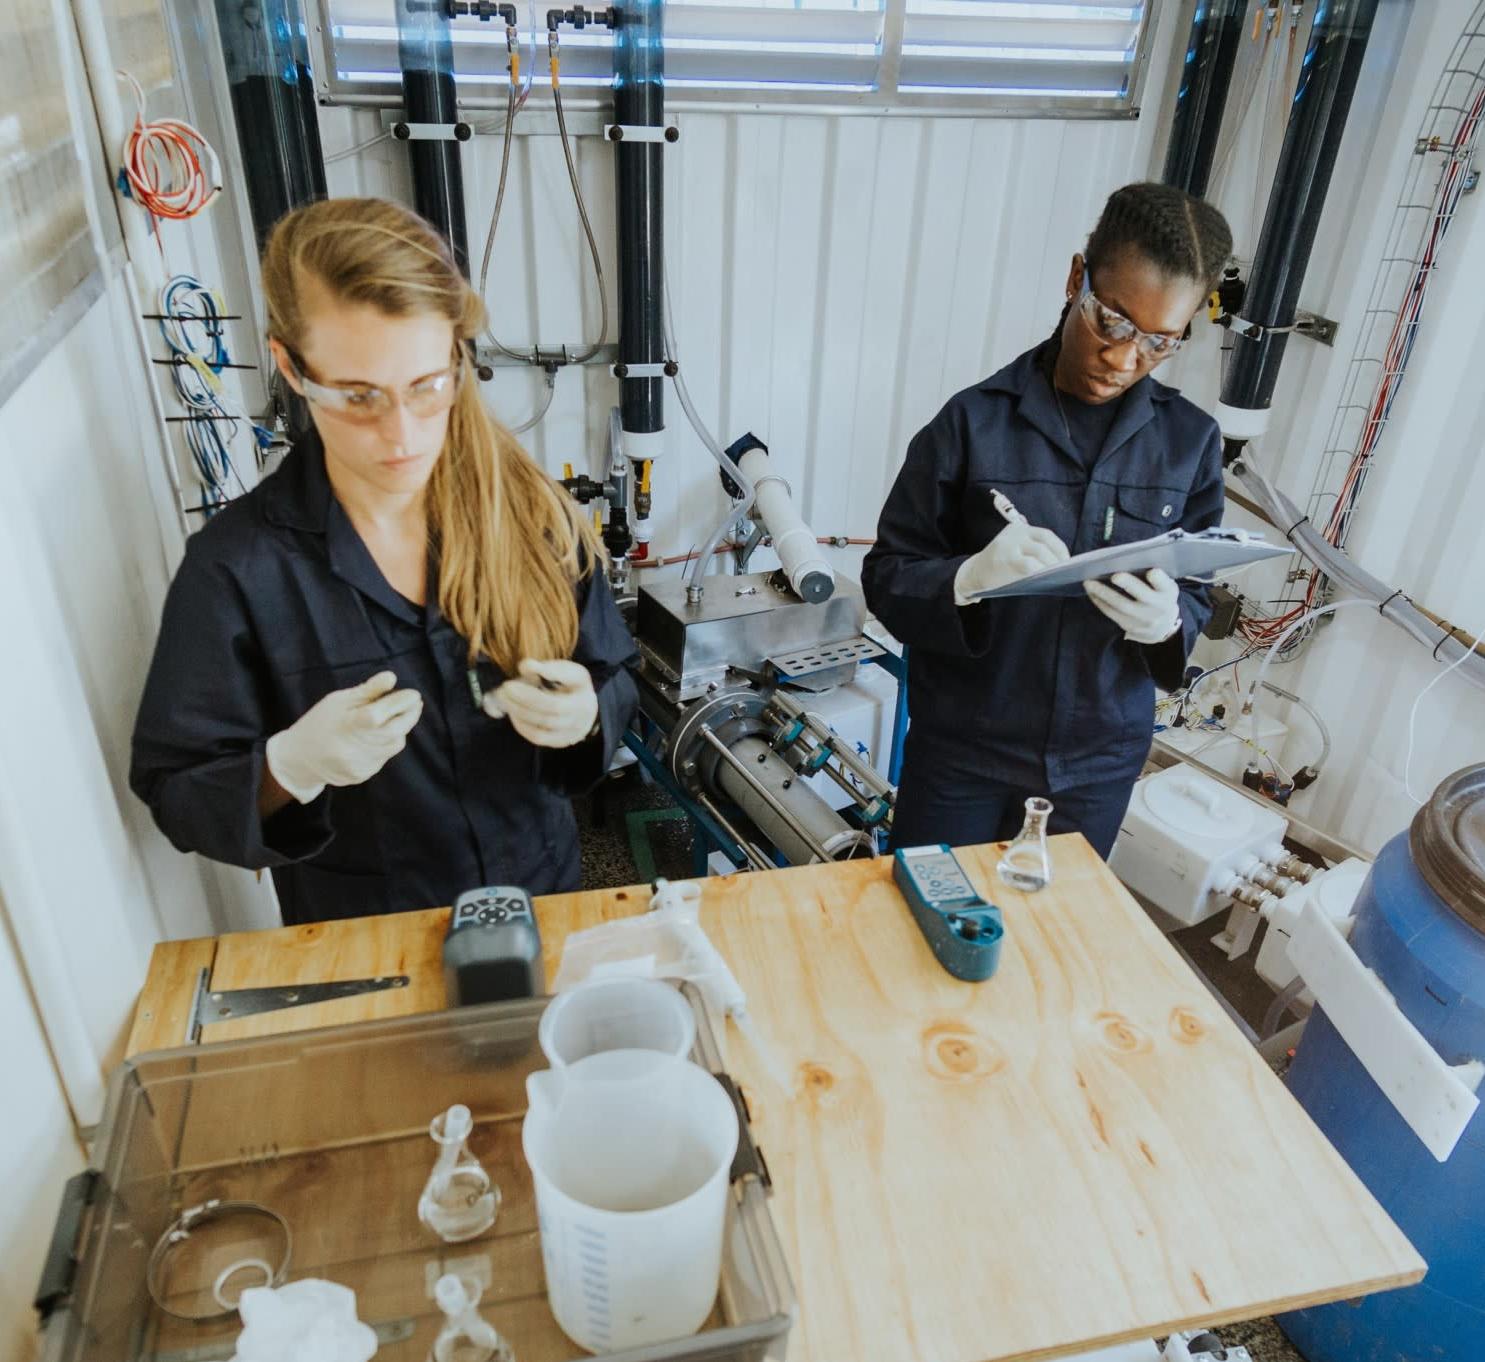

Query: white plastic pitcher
<box><xmin>522</xmin><ymin>1049</ymin><xmax>739</xmax><ymax>1353</ymax></box>
<box><xmin>538</xmin><ymin>976</ymin><xmax>696</xmax><ymax>1070</ymax></box>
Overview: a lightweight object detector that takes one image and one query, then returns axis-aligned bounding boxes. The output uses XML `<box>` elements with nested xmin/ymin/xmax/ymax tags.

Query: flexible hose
<box><xmin>653</xmin><ymin>245</ymin><xmax>755</xmax><ymax>594</ymax></box>
<box><xmin>1233</xmin><ymin>451</ymin><xmax>1485</xmax><ymax>692</ymax></box>
<box><xmin>509</xmin><ymin>367</ymin><xmax>557</xmax><ymax>434</ymax></box>
<box><xmin>550</xmin><ymin>55</ymin><xmax>609</xmax><ymax>364</ymax></box>
<box><xmin>1262</xmin><ymin>973</ymin><xmax>1308</xmax><ymax>1040</ymax></box>
<box><xmin>1260</xmin><ymin>680</ymin><xmax>1332</xmax><ymax>773</ymax></box>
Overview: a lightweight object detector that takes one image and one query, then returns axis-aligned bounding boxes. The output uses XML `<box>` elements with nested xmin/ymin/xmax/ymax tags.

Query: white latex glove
<box><xmin>265</xmin><ymin>671</ymin><xmax>423</xmax><ymax>804</ymax></box>
<box><xmin>953</xmin><ymin>521</ymin><xmax>1070</xmax><ymax>604</ymax></box>
<box><xmin>483</xmin><ymin>658</ymin><xmax>599</xmax><ymax>749</ymax></box>
<box><xmin>1085</xmin><ymin>568</ymin><xmax>1183</xmax><ymax>645</ymax></box>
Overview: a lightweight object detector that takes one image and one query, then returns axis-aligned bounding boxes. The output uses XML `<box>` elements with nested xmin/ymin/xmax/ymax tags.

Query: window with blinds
<box><xmin>1</xmin><ymin>0</ymin><xmax>102</xmax><ymax>399</ymax></box>
<box><xmin>318</xmin><ymin>0</ymin><xmax>1152</xmax><ymax>112</ymax></box>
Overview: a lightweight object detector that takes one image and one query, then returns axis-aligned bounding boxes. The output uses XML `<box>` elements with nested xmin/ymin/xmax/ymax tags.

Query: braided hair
<box><xmin>1086</xmin><ymin>181</ymin><xmax>1233</xmax><ymax>291</ymax></box>
<box><xmin>1048</xmin><ymin>181</ymin><xmax>1233</xmax><ymax>348</ymax></box>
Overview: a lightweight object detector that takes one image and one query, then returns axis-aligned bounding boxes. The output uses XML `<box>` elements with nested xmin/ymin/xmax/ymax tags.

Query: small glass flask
<box><xmin>997</xmin><ymin>797</ymin><xmax>1053</xmax><ymax>893</ymax></box>
<box><xmin>429</xmin><ymin>1274</ymin><xmax>515</xmax><ymax>1362</ymax></box>
<box><xmin>418</xmin><ymin>1104</ymin><xmax>499</xmax><ymax>1243</ymax></box>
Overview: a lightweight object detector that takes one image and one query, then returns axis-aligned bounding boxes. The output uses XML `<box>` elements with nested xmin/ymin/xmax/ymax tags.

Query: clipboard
<box><xmin>967</xmin><ymin>527</ymin><xmax>1294</xmax><ymax>601</ymax></box>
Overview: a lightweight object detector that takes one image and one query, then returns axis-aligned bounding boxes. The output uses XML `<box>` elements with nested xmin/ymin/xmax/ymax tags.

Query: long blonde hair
<box><xmin>260</xmin><ymin>197</ymin><xmax>601</xmax><ymax>672</ymax></box>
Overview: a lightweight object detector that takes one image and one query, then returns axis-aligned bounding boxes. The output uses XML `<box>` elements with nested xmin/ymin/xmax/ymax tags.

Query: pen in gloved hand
<box><xmin>991</xmin><ymin>489</ymin><xmax>1028</xmax><ymax>526</ymax></box>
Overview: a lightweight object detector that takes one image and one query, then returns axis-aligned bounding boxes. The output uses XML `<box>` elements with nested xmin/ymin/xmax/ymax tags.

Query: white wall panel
<box><xmin>317</xmin><ymin>0</ymin><xmax>1183</xmax><ymax>574</ymax></box>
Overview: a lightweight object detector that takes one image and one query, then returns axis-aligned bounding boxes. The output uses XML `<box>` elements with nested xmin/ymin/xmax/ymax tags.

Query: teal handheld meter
<box><xmin>892</xmin><ymin>845</ymin><xmax>1004</xmax><ymax>982</ymax></box>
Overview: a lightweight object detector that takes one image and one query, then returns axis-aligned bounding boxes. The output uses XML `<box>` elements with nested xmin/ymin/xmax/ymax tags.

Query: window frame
<box><xmin>307</xmin><ymin>0</ymin><xmax>1164</xmax><ymax>119</ymax></box>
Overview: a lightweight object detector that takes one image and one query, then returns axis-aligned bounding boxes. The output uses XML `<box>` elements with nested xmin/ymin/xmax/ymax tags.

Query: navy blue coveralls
<box><xmin>130</xmin><ymin>434</ymin><xmax>639</xmax><ymax>924</ymax></box>
<box><xmin>861</xmin><ymin>342</ymin><xmax>1224</xmax><ymax>858</ymax></box>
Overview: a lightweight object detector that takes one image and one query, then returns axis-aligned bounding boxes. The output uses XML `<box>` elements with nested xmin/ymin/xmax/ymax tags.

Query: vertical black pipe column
<box><xmin>613</xmin><ymin>0</ymin><xmax>664</xmax><ymax>451</ymax></box>
<box><xmin>1219</xmin><ymin>0</ymin><xmax>1381</xmax><ymax>459</ymax></box>
<box><xmin>215</xmin><ymin>0</ymin><xmax>327</xmax><ymax>250</ymax></box>
<box><xmin>1162</xmin><ymin>0</ymin><xmax>1247</xmax><ymax>197</ymax></box>
<box><xmin>397</xmin><ymin>0</ymin><xmax>469</xmax><ymax>273</ymax></box>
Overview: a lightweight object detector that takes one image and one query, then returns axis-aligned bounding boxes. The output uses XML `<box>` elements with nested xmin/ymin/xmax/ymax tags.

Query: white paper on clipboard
<box><xmin>967</xmin><ymin>528</ymin><xmax>1294</xmax><ymax>601</ymax></box>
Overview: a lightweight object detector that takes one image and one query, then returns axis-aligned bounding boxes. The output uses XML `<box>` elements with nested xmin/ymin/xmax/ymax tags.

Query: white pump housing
<box><xmin>1110</xmin><ymin>766</ymin><xmax>1289</xmax><ymax>925</ymax></box>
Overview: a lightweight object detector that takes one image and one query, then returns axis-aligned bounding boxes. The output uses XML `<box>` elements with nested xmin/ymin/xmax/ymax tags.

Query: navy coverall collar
<box><xmin>978</xmin><ymin>343</ymin><xmax>1177</xmax><ymax>473</ymax></box>
<box><xmin>262</xmin><ymin>432</ymin><xmax>428</xmax><ymax>629</ymax></box>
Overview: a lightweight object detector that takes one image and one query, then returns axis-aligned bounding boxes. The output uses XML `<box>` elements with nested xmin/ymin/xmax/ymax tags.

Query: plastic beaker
<box><xmin>522</xmin><ymin>1049</ymin><xmax>738</xmax><ymax>1352</ymax></box>
<box><xmin>538</xmin><ymin>976</ymin><xmax>696</xmax><ymax>1070</ymax></box>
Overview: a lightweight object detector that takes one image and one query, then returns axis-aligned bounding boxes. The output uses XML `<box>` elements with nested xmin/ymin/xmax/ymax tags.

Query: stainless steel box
<box><xmin>637</xmin><ymin>572</ymin><xmax>868</xmax><ymax>697</ymax></box>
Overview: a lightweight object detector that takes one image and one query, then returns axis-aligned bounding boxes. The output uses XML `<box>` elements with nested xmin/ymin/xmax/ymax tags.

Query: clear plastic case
<box><xmin>36</xmin><ymin>990</ymin><xmax>793</xmax><ymax>1362</ymax></box>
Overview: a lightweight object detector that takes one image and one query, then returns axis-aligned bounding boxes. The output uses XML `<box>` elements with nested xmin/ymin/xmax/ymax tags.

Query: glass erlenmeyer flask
<box><xmin>997</xmin><ymin>797</ymin><xmax>1053</xmax><ymax>892</ymax></box>
<box><xmin>429</xmin><ymin>1273</ymin><xmax>515</xmax><ymax>1362</ymax></box>
<box><xmin>418</xmin><ymin>1104</ymin><xmax>499</xmax><ymax>1243</ymax></box>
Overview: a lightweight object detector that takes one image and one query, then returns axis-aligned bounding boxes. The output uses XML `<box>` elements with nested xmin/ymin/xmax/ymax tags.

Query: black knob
<box><xmin>664</xmin><ymin>125</ymin><xmax>679</xmax><ymax>143</ymax></box>
<box><xmin>608</xmin><ymin>125</ymin><xmax>624</xmax><ymax>141</ymax></box>
<box><xmin>476</xmin><ymin>364</ymin><xmax>494</xmax><ymax>382</ymax></box>
<box><xmin>392</xmin><ymin>122</ymin><xmax>411</xmax><ymax>141</ymax></box>
<box><xmin>454</xmin><ymin>122</ymin><xmax>472</xmax><ymax>142</ymax></box>
<box><xmin>663</xmin><ymin>360</ymin><xmax>679</xmax><ymax>377</ymax></box>
<box><xmin>614</xmin><ymin>362</ymin><xmax>629</xmax><ymax>378</ymax></box>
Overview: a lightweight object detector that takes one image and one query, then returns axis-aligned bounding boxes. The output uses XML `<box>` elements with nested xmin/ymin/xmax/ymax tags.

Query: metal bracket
<box><xmin>610</xmin><ymin>361</ymin><xmax>674</xmax><ymax>380</ymax></box>
<box><xmin>186</xmin><ymin>968</ymin><xmax>409</xmax><ymax>1041</ymax></box>
<box><xmin>768</xmin><ymin>635</ymin><xmax>886</xmax><ymax>681</ymax></box>
<box><xmin>604</xmin><ymin>123</ymin><xmax>680</xmax><ymax>144</ymax></box>
<box><xmin>390</xmin><ymin>121</ymin><xmax>473</xmax><ymax>142</ymax></box>
<box><xmin>475</xmin><ymin>341</ymin><xmax>617</xmax><ymax>370</ymax></box>
<box><xmin>1227</xmin><ymin>309</ymin><xmax>1338</xmax><ymax>346</ymax></box>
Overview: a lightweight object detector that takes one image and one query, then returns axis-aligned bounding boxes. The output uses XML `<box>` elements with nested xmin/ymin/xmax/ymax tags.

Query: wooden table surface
<box><xmin>130</xmin><ymin>837</ymin><xmax>1424</xmax><ymax>1362</ymax></box>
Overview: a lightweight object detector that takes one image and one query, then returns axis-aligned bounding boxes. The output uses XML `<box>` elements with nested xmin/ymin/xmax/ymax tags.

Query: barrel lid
<box><xmin>1409</xmin><ymin>764</ymin><xmax>1485</xmax><ymax>935</ymax></box>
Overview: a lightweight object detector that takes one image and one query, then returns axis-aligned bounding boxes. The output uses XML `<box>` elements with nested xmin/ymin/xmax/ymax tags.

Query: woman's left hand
<box><xmin>483</xmin><ymin>658</ymin><xmax>600</xmax><ymax>748</ymax></box>
<box><xmin>1085</xmin><ymin>569</ymin><xmax>1183</xmax><ymax>645</ymax></box>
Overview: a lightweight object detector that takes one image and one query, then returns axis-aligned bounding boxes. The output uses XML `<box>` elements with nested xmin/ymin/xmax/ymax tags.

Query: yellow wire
<box><xmin>639</xmin><ymin>459</ymin><xmax>651</xmax><ymax>493</ymax></box>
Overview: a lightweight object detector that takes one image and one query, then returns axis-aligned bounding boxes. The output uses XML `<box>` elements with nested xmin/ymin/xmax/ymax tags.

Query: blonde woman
<box><xmin>131</xmin><ymin>198</ymin><xmax>638</xmax><ymax>924</ymax></box>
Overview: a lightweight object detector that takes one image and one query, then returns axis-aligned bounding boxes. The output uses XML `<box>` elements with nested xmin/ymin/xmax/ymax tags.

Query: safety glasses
<box><xmin>1076</xmin><ymin>269</ymin><xmax>1188</xmax><ymax>359</ymax></box>
<box><xmin>285</xmin><ymin>347</ymin><xmax>463</xmax><ymax>424</ymax></box>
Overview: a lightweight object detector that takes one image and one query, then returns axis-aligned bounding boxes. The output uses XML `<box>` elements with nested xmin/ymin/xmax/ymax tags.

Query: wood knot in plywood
<box><xmin>1094</xmin><ymin>1010</ymin><xmax>1152</xmax><ymax>1055</ymax></box>
<box><xmin>799</xmin><ymin>1062</ymin><xmax>836</xmax><ymax>1096</ymax></box>
<box><xmin>1169</xmin><ymin>1006</ymin><xmax>1209</xmax><ymax>1045</ymax></box>
<box><xmin>922</xmin><ymin>1021</ymin><xmax>1005</xmax><ymax>1082</ymax></box>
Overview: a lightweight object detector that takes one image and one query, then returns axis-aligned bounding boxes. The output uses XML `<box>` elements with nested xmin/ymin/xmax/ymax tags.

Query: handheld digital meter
<box><xmin>892</xmin><ymin>845</ymin><xmax>1004</xmax><ymax>982</ymax></box>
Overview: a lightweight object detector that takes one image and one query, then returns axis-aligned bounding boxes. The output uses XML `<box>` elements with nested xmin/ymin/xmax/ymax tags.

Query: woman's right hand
<box><xmin>953</xmin><ymin>521</ymin><xmax>1070</xmax><ymax>604</ymax></box>
<box><xmin>265</xmin><ymin>671</ymin><xmax>423</xmax><ymax>804</ymax></box>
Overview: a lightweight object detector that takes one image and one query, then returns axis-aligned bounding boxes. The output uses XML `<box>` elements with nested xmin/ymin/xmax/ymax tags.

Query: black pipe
<box><xmin>214</xmin><ymin>0</ymin><xmax>327</xmax><ymax>251</ymax></box>
<box><xmin>397</xmin><ymin>0</ymin><xmax>470</xmax><ymax>273</ymax></box>
<box><xmin>1162</xmin><ymin>0</ymin><xmax>1247</xmax><ymax>197</ymax></box>
<box><xmin>1220</xmin><ymin>0</ymin><xmax>1381</xmax><ymax>457</ymax></box>
<box><xmin>613</xmin><ymin>0</ymin><xmax>664</xmax><ymax>439</ymax></box>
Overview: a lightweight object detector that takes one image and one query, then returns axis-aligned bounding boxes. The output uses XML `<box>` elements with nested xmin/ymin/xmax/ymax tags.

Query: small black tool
<box><xmin>443</xmin><ymin>885</ymin><xmax>544</xmax><ymax>1005</ymax></box>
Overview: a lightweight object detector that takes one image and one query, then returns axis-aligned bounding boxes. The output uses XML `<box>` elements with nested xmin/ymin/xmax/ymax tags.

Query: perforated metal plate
<box><xmin>768</xmin><ymin>636</ymin><xmax>885</xmax><ymax>680</ymax></box>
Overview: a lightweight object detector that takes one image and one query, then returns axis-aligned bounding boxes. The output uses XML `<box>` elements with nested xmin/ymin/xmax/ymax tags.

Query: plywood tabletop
<box><xmin>129</xmin><ymin>837</ymin><xmax>1424</xmax><ymax>1362</ymax></box>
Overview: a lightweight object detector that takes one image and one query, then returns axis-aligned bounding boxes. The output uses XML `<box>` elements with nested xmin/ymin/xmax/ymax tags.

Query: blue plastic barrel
<box><xmin>1280</xmin><ymin>765</ymin><xmax>1485</xmax><ymax>1362</ymax></box>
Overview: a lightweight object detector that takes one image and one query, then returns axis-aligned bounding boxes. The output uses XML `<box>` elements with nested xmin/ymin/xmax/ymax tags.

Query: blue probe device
<box><xmin>892</xmin><ymin>845</ymin><xmax>1004</xmax><ymax>982</ymax></box>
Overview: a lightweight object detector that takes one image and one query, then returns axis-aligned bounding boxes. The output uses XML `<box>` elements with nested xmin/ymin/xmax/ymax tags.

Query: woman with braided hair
<box><xmin>863</xmin><ymin>182</ymin><xmax>1234</xmax><ymax>858</ymax></box>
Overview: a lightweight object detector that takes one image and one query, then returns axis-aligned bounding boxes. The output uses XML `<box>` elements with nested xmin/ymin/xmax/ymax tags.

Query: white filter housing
<box><xmin>1110</xmin><ymin>767</ymin><xmax>1288</xmax><ymax>926</ymax></box>
<box><xmin>736</xmin><ymin>446</ymin><xmax>835</xmax><ymax>603</ymax></box>
<box><xmin>1255</xmin><ymin>856</ymin><xmax>1369</xmax><ymax>992</ymax></box>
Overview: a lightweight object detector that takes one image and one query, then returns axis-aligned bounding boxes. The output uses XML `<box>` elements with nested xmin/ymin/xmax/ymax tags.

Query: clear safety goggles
<box><xmin>1077</xmin><ymin>269</ymin><xmax>1188</xmax><ymax>359</ymax></box>
<box><xmin>286</xmin><ymin>347</ymin><xmax>463</xmax><ymax>424</ymax></box>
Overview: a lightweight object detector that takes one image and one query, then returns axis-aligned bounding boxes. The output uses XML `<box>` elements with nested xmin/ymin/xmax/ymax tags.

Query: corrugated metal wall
<box><xmin>319</xmin><ymin>0</ymin><xmax>1485</xmax><ymax>856</ymax></box>
<box><xmin>320</xmin><ymin>0</ymin><xmax>1180</xmax><ymax>577</ymax></box>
